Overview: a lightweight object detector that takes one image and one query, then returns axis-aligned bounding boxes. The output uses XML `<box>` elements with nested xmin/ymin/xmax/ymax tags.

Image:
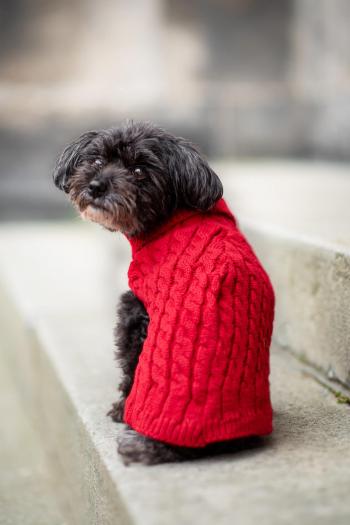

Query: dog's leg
<box><xmin>117</xmin><ymin>426</ymin><xmax>200</xmax><ymax>466</ymax></box>
<box><xmin>107</xmin><ymin>290</ymin><xmax>149</xmax><ymax>423</ymax></box>
<box><xmin>117</xmin><ymin>426</ymin><xmax>264</xmax><ymax>466</ymax></box>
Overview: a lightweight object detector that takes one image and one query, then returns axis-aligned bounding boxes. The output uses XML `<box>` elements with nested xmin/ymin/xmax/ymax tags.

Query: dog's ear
<box><xmin>53</xmin><ymin>131</ymin><xmax>98</xmax><ymax>192</ymax></box>
<box><xmin>169</xmin><ymin>138</ymin><xmax>223</xmax><ymax>211</ymax></box>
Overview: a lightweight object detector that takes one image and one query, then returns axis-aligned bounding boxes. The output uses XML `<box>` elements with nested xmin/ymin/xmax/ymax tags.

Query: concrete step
<box><xmin>0</xmin><ymin>340</ymin><xmax>66</xmax><ymax>525</ymax></box>
<box><xmin>0</xmin><ymin>211</ymin><xmax>349</xmax><ymax>524</ymax></box>
<box><xmin>216</xmin><ymin>161</ymin><xmax>350</xmax><ymax>387</ymax></box>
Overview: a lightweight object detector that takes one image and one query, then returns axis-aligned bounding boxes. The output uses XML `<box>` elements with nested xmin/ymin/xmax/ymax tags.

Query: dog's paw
<box><xmin>117</xmin><ymin>427</ymin><xmax>188</xmax><ymax>466</ymax></box>
<box><xmin>117</xmin><ymin>428</ymin><xmax>154</xmax><ymax>466</ymax></box>
<box><xmin>107</xmin><ymin>400</ymin><xmax>125</xmax><ymax>423</ymax></box>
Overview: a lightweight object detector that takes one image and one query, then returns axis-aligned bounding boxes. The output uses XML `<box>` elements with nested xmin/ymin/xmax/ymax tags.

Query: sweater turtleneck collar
<box><xmin>123</xmin><ymin>197</ymin><xmax>236</xmax><ymax>257</ymax></box>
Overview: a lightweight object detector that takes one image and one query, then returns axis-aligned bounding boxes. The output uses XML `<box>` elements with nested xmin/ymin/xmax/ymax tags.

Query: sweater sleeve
<box><xmin>123</xmin><ymin>240</ymin><xmax>234</xmax><ymax>444</ymax></box>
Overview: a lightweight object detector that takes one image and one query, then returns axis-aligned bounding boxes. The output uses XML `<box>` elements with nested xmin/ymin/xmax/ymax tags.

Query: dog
<box><xmin>53</xmin><ymin>121</ymin><xmax>274</xmax><ymax>465</ymax></box>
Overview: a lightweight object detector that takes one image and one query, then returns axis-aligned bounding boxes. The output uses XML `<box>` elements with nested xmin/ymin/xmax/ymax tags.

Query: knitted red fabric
<box><xmin>123</xmin><ymin>197</ymin><xmax>274</xmax><ymax>447</ymax></box>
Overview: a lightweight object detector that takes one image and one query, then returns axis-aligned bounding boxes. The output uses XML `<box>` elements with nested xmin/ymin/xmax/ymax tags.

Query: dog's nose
<box><xmin>88</xmin><ymin>179</ymin><xmax>107</xmax><ymax>197</ymax></box>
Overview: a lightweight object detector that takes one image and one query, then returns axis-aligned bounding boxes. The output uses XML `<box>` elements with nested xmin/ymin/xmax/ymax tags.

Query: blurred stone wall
<box><xmin>291</xmin><ymin>0</ymin><xmax>350</xmax><ymax>160</ymax></box>
<box><xmin>0</xmin><ymin>0</ymin><xmax>349</xmax><ymax>218</ymax></box>
<box><xmin>1</xmin><ymin>0</ymin><xmax>349</xmax><ymax>157</ymax></box>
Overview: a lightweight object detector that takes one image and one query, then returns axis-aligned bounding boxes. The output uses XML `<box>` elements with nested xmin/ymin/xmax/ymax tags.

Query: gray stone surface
<box><xmin>0</xmin><ymin>328</ymin><xmax>66</xmax><ymax>525</ymax></box>
<box><xmin>216</xmin><ymin>161</ymin><xmax>350</xmax><ymax>246</ymax></box>
<box><xmin>1</xmin><ymin>222</ymin><xmax>350</xmax><ymax>524</ymax></box>
<box><xmin>216</xmin><ymin>161</ymin><xmax>350</xmax><ymax>386</ymax></box>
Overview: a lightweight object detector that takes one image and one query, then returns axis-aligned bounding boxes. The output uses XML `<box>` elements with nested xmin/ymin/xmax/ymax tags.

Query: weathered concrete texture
<box><xmin>216</xmin><ymin>161</ymin><xmax>350</xmax><ymax>246</ymax></box>
<box><xmin>0</xmin><ymin>223</ymin><xmax>350</xmax><ymax>525</ymax></box>
<box><xmin>0</xmin><ymin>226</ymin><xmax>132</xmax><ymax>525</ymax></box>
<box><xmin>216</xmin><ymin>162</ymin><xmax>350</xmax><ymax>386</ymax></box>
<box><xmin>0</xmin><ymin>334</ymin><xmax>66</xmax><ymax>525</ymax></box>
<box><xmin>243</xmin><ymin>230</ymin><xmax>350</xmax><ymax>387</ymax></box>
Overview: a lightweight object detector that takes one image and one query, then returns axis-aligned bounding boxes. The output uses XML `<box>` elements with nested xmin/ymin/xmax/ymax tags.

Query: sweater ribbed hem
<box><xmin>124</xmin><ymin>403</ymin><xmax>273</xmax><ymax>448</ymax></box>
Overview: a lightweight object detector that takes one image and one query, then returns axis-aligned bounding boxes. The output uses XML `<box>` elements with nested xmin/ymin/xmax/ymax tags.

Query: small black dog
<box><xmin>53</xmin><ymin>121</ymin><xmax>264</xmax><ymax>465</ymax></box>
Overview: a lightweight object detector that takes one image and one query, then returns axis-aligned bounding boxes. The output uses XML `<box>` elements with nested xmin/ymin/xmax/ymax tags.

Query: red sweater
<box><xmin>123</xmin><ymin>197</ymin><xmax>274</xmax><ymax>447</ymax></box>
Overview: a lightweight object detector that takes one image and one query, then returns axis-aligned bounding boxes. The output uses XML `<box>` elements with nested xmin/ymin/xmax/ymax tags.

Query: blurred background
<box><xmin>1</xmin><ymin>0</ymin><xmax>350</xmax><ymax>221</ymax></box>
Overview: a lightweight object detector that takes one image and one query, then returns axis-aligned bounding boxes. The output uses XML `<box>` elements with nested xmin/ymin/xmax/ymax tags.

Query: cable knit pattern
<box><xmin>123</xmin><ymin>198</ymin><xmax>275</xmax><ymax>447</ymax></box>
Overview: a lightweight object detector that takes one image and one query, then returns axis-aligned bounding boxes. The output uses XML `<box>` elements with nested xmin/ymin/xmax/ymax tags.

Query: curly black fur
<box><xmin>117</xmin><ymin>426</ymin><xmax>267</xmax><ymax>466</ymax></box>
<box><xmin>53</xmin><ymin>121</ymin><xmax>265</xmax><ymax>465</ymax></box>
<box><xmin>107</xmin><ymin>290</ymin><xmax>149</xmax><ymax>423</ymax></box>
<box><xmin>53</xmin><ymin>121</ymin><xmax>223</xmax><ymax>236</ymax></box>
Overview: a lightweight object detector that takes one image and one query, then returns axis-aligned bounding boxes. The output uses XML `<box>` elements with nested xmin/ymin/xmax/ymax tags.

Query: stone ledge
<box><xmin>217</xmin><ymin>162</ymin><xmax>350</xmax><ymax>386</ymax></box>
<box><xmin>241</xmin><ymin>225</ymin><xmax>350</xmax><ymax>387</ymax></box>
<box><xmin>1</xmin><ymin>221</ymin><xmax>350</xmax><ymax>524</ymax></box>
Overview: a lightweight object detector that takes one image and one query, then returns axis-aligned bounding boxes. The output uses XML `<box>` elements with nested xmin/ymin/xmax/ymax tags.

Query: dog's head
<box><xmin>53</xmin><ymin>121</ymin><xmax>223</xmax><ymax>236</ymax></box>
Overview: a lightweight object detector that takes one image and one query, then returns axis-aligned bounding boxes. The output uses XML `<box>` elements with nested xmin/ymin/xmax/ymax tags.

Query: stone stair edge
<box><xmin>0</xmin><ymin>275</ymin><xmax>134</xmax><ymax>525</ymax></box>
<box><xmin>240</xmin><ymin>217</ymin><xmax>350</xmax><ymax>258</ymax></box>
<box><xmin>1</xmin><ymin>225</ymin><xmax>350</xmax><ymax>524</ymax></box>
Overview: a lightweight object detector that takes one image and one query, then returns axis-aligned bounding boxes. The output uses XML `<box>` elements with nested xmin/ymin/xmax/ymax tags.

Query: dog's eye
<box><xmin>93</xmin><ymin>159</ymin><xmax>103</xmax><ymax>167</ymax></box>
<box><xmin>133</xmin><ymin>167</ymin><xmax>143</xmax><ymax>176</ymax></box>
